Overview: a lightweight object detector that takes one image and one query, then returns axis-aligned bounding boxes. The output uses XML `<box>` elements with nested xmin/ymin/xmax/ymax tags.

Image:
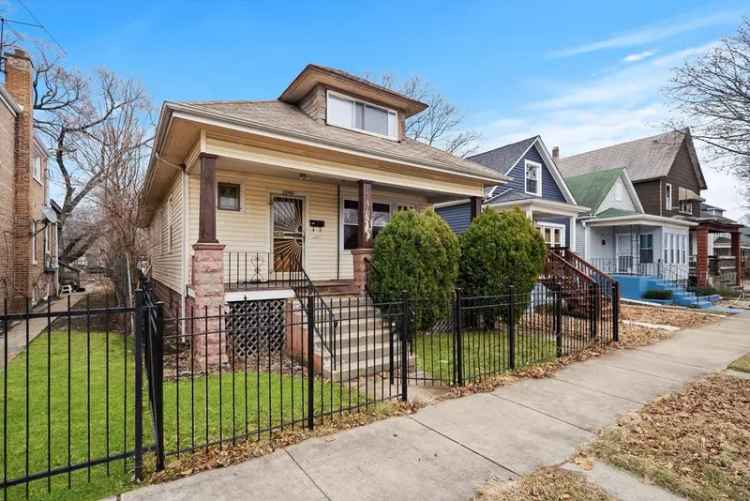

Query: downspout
<box><xmin>180</xmin><ymin>165</ymin><xmax>188</xmax><ymax>336</ymax></box>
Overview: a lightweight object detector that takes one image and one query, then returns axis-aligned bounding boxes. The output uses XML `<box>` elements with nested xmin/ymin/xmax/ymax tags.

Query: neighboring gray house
<box><xmin>436</xmin><ymin>136</ymin><xmax>586</xmax><ymax>248</ymax></box>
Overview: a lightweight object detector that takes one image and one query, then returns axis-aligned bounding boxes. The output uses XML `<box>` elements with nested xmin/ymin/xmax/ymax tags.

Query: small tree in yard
<box><xmin>370</xmin><ymin>209</ymin><xmax>459</xmax><ymax>330</ymax></box>
<box><xmin>459</xmin><ymin>208</ymin><xmax>546</xmax><ymax>324</ymax></box>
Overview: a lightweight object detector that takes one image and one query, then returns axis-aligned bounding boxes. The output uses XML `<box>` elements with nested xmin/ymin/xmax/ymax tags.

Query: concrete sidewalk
<box><xmin>118</xmin><ymin>311</ymin><xmax>750</xmax><ymax>501</ymax></box>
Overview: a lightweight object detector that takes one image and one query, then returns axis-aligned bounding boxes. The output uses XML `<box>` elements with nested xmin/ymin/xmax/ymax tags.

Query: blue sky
<box><xmin>3</xmin><ymin>0</ymin><xmax>748</xmax><ymax>218</ymax></box>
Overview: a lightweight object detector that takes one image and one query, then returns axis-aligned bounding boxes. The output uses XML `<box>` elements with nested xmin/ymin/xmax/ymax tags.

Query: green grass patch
<box><xmin>0</xmin><ymin>331</ymin><xmax>355</xmax><ymax>501</ymax></box>
<box><xmin>414</xmin><ymin>330</ymin><xmax>557</xmax><ymax>383</ymax></box>
<box><xmin>729</xmin><ymin>352</ymin><xmax>750</xmax><ymax>373</ymax></box>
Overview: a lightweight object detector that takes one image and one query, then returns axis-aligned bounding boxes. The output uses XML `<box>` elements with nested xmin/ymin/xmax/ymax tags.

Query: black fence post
<box><xmin>154</xmin><ymin>302</ymin><xmax>166</xmax><ymax>472</ymax></box>
<box><xmin>133</xmin><ymin>289</ymin><xmax>145</xmax><ymax>481</ymax></box>
<box><xmin>306</xmin><ymin>294</ymin><xmax>315</xmax><ymax>431</ymax></box>
<box><xmin>453</xmin><ymin>288</ymin><xmax>464</xmax><ymax>386</ymax></box>
<box><xmin>589</xmin><ymin>283</ymin><xmax>598</xmax><ymax>339</ymax></box>
<box><xmin>508</xmin><ymin>285</ymin><xmax>515</xmax><ymax>370</ymax></box>
<box><xmin>554</xmin><ymin>288</ymin><xmax>563</xmax><ymax>358</ymax></box>
<box><xmin>400</xmin><ymin>291</ymin><xmax>409</xmax><ymax>402</ymax></box>
<box><xmin>612</xmin><ymin>282</ymin><xmax>620</xmax><ymax>343</ymax></box>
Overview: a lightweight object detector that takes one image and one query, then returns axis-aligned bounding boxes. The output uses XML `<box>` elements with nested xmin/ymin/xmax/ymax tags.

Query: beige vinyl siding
<box><xmin>187</xmin><ymin>170</ymin><xmax>428</xmax><ymax>282</ymax></box>
<box><xmin>150</xmin><ymin>175</ymin><xmax>184</xmax><ymax>293</ymax></box>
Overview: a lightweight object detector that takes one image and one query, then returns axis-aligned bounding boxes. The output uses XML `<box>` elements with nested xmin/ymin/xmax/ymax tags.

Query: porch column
<box><xmin>192</xmin><ymin>153</ymin><xmax>227</xmax><ymax>370</ymax></box>
<box><xmin>470</xmin><ymin>196</ymin><xmax>482</xmax><ymax>221</ymax></box>
<box><xmin>695</xmin><ymin>226</ymin><xmax>709</xmax><ymax>288</ymax></box>
<box><xmin>569</xmin><ymin>215</ymin><xmax>576</xmax><ymax>251</ymax></box>
<box><xmin>352</xmin><ymin>180</ymin><xmax>374</xmax><ymax>293</ymax></box>
<box><xmin>731</xmin><ymin>230</ymin><xmax>742</xmax><ymax>287</ymax></box>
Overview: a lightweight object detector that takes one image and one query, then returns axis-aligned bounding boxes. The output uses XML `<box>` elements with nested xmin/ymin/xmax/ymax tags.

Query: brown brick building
<box><xmin>0</xmin><ymin>48</ymin><xmax>58</xmax><ymax>311</ymax></box>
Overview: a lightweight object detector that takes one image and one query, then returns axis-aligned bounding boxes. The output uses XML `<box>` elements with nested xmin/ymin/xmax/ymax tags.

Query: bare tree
<box><xmin>371</xmin><ymin>73</ymin><xmax>480</xmax><ymax>157</ymax></box>
<box><xmin>665</xmin><ymin>17</ymin><xmax>750</xmax><ymax>189</ymax></box>
<box><xmin>31</xmin><ymin>50</ymin><xmax>152</xmax><ymax>264</ymax></box>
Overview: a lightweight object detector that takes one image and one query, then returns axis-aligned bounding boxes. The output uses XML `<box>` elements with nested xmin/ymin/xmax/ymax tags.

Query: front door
<box><xmin>271</xmin><ymin>196</ymin><xmax>304</xmax><ymax>273</ymax></box>
<box><xmin>616</xmin><ymin>234</ymin><xmax>633</xmax><ymax>273</ymax></box>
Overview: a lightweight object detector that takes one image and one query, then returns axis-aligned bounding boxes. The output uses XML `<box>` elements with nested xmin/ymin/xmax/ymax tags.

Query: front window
<box><xmin>343</xmin><ymin>200</ymin><xmax>391</xmax><ymax>250</ymax></box>
<box><xmin>218</xmin><ymin>183</ymin><xmax>241</xmax><ymax>211</ymax></box>
<box><xmin>33</xmin><ymin>157</ymin><xmax>42</xmax><ymax>183</ymax></box>
<box><xmin>679</xmin><ymin>200</ymin><xmax>693</xmax><ymax>214</ymax></box>
<box><xmin>536</xmin><ymin>223</ymin><xmax>564</xmax><ymax>246</ymax></box>
<box><xmin>665</xmin><ymin>183</ymin><xmax>673</xmax><ymax>210</ymax></box>
<box><xmin>639</xmin><ymin>234</ymin><xmax>653</xmax><ymax>264</ymax></box>
<box><xmin>525</xmin><ymin>160</ymin><xmax>542</xmax><ymax>196</ymax></box>
<box><xmin>327</xmin><ymin>91</ymin><xmax>398</xmax><ymax>139</ymax></box>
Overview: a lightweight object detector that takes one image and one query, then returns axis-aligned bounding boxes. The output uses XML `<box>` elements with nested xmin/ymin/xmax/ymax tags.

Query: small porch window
<box><xmin>524</xmin><ymin>160</ymin><xmax>542</xmax><ymax>196</ymax></box>
<box><xmin>639</xmin><ymin>234</ymin><xmax>653</xmax><ymax>264</ymax></box>
<box><xmin>218</xmin><ymin>183</ymin><xmax>241</xmax><ymax>211</ymax></box>
<box><xmin>343</xmin><ymin>200</ymin><xmax>391</xmax><ymax>250</ymax></box>
<box><xmin>536</xmin><ymin>222</ymin><xmax>564</xmax><ymax>246</ymax></box>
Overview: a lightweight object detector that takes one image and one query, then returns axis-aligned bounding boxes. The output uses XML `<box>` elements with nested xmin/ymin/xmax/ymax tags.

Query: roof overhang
<box><xmin>279</xmin><ymin>64</ymin><xmax>428</xmax><ymax>118</ymax></box>
<box><xmin>486</xmin><ymin>197</ymin><xmax>589</xmax><ymax>216</ymax></box>
<box><xmin>138</xmin><ymin>102</ymin><xmax>507</xmax><ymax>226</ymax></box>
<box><xmin>584</xmin><ymin>213</ymin><xmax>697</xmax><ymax>229</ymax></box>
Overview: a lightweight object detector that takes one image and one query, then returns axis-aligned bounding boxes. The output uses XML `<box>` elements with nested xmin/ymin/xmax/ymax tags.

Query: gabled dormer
<box><xmin>470</xmin><ymin>136</ymin><xmax>577</xmax><ymax>205</ymax></box>
<box><xmin>565</xmin><ymin>167</ymin><xmax>644</xmax><ymax>217</ymax></box>
<box><xmin>279</xmin><ymin>65</ymin><xmax>427</xmax><ymax>142</ymax></box>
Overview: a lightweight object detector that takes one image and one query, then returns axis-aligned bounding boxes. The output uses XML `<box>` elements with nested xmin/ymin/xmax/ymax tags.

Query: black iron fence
<box><xmin>0</xmin><ymin>279</ymin><xmax>619</xmax><ymax>499</ymax></box>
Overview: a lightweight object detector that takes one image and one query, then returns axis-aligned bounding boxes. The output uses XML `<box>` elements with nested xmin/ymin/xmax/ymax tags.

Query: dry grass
<box><xmin>729</xmin><ymin>353</ymin><xmax>750</xmax><ymax>373</ymax></box>
<box><xmin>620</xmin><ymin>304</ymin><xmax>723</xmax><ymax>329</ymax></box>
<box><xmin>618</xmin><ymin>322</ymin><xmax>675</xmax><ymax>347</ymax></box>
<box><xmin>588</xmin><ymin>374</ymin><xmax>750</xmax><ymax>501</ymax></box>
<box><xmin>474</xmin><ymin>467</ymin><xmax>613</xmax><ymax>501</ymax></box>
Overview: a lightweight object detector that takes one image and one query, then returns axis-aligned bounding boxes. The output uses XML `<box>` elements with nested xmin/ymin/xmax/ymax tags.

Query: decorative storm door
<box><xmin>272</xmin><ymin>196</ymin><xmax>304</xmax><ymax>273</ymax></box>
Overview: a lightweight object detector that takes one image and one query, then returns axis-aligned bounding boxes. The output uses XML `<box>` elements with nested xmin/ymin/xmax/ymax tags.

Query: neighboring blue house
<box><xmin>436</xmin><ymin>136</ymin><xmax>586</xmax><ymax>248</ymax></box>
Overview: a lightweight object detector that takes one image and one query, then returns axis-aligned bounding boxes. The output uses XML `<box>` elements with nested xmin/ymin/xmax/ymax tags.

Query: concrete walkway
<box><xmin>1</xmin><ymin>292</ymin><xmax>86</xmax><ymax>368</ymax></box>
<box><xmin>118</xmin><ymin>311</ymin><xmax>750</xmax><ymax>501</ymax></box>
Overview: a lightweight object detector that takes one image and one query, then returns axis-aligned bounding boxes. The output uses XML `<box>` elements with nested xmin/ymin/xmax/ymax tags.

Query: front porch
<box><xmin>691</xmin><ymin>219</ymin><xmax>744</xmax><ymax>289</ymax></box>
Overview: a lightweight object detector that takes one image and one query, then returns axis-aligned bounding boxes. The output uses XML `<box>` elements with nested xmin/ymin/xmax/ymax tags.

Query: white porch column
<box><xmin>569</xmin><ymin>215</ymin><xmax>576</xmax><ymax>251</ymax></box>
<box><xmin>525</xmin><ymin>207</ymin><xmax>533</xmax><ymax>220</ymax></box>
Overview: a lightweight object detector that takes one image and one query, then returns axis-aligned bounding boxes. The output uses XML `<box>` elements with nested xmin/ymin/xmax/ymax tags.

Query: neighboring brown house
<box><xmin>0</xmin><ymin>48</ymin><xmax>59</xmax><ymax>311</ymax></box>
<box><xmin>557</xmin><ymin>129</ymin><xmax>743</xmax><ymax>288</ymax></box>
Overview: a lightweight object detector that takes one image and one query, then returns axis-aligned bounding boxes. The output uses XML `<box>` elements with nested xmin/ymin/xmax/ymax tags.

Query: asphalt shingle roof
<box><xmin>175</xmin><ymin>100</ymin><xmax>504</xmax><ymax>181</ymax></box>
<box><xmin>468</xmin><ymin>136</ymin><xmax>538</xmax><ymax>175</ymax></box>
<box><xmin>557</xmin><ymin>129</ymin><xmax>694</xmax><ymax>183</ymax></box>
<box><xmin>564</xmin><ymin>167</ymin><xmax>625</xmax><ymax>214</ymax></box>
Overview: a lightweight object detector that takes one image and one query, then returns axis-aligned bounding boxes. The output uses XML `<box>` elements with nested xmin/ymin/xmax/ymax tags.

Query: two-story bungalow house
<box><xmin>557</xmin><ymin>129</ymin><xmax>742</xmax><ymax>288</ymax></box>
<box><xmin>136</xmin><ymin>64</ymin><xmax>507</xmax><ymax>368</ymax></box>
<box><xmin>436</xmin><ymin>136</ymin><xmax>586</xmax><ymax>247</ymax></box>
<box><xmin>0</xmin><ymin>48</ymin><xmax>59</xmax><ymax>312</ymax></box>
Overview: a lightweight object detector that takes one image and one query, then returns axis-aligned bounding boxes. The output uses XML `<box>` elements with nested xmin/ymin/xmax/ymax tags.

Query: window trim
<box><xmin>326</xmin><ymin>90</ymin><xmax>399</xmax><ymax>141</ymax></box>
<box><xmin>665</xmin><ymin>183</ymin><xmax>673</xmax><ymax>210</ymax></box>
<box><xmin>679</xmin><ymin>199</ymin><xmax>693</xmax><ymax>215</ymax></box>
<box><xmin>217</xmin><ymin>182</ymin><xmax>242</xmax><ymax>212</ymax></box>
<box><xmin>339</xmin><ymin>194</ymin><xmax>417</xmax><ymax>252</ymax></box>
<box><xmin>32</xmin><ymin>156</ymin><xmax>43</xmax><ymax>185</ymax></box>
<box><xmin>639</xmin><ymin>232</ymin><xmax>654</xmax><ymax>264</ymax></box>
<box><xmin>524</xmin><ymin>160</ymin><xmax>542</xmax><ymax>196</ymax></box>
<box><xmin>535</xmin><ymin>221</ymin><xmax>565</xmax><ymax>246</ymax></box>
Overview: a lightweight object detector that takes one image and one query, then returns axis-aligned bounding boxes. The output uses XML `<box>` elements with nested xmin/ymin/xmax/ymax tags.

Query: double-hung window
<box><xmin>343</xmin><ymin>200</ymin><xmax>391</xmax><ymax>250</ymax></box>
<box><xmin>327</xmin><ymin>91</ymin><xmax>398</xmax><ymax>139</ymax></box>
<box><xmin>665</xmin><ymin>183</ymin><xmax>673</xmax><ymax>210</ymax></box>
<box><xmin>639</xmin><ymin>234</ymin><xmax>653</xmax><ymax>264</ymax></box>
<box><xmin>524</xmin><ymin>160</ymin><xmax>542</xmax><ymax>196</ymax></box>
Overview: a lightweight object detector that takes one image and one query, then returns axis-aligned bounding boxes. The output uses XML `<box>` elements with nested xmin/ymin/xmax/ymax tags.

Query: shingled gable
<box><xmin>557</xmin><ymin>129</ymin><xmax>707</xmax><ymax>189</ymax></box>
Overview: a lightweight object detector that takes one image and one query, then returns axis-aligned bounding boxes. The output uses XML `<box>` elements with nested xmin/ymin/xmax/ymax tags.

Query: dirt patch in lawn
<box><xmin>586</xmin><ymin>373</ymin><xmax>750</xmax><ymax>501</ymax></box>
<box><xmin>474</xmin><ymin>467</ymin><xmax>613</xmax><ymax>501</ymax></box>
<box><xmin>620</xmin><ymin>304</ymin><xmax>723</xmax><ymax>329</ymax></box>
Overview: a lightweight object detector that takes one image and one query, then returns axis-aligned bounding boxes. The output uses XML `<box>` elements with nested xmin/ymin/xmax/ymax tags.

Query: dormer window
<box><xmin>326</xmin><ymin>91</ymin><xmax>398</xmax><ymax>139</ymax></box>
<box><xmin>524</xmin><ymin>160</ymin><xmax>542</xmax><ymax>196</ymax></box>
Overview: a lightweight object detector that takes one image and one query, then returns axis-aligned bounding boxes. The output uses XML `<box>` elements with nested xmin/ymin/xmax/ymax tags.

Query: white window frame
<box><xmin>524</xmin><ymin>160</ymin><xmax>542</xmax><ymax>196</ymax></box>
<box><xmin>326</xmin><ymin>90</ymin><xmax>398</xmax><ymax>140</ymax></box>
<box><xmin>665</xmin><ymin>183</ymin><xmax>673</xmax><ymax>210</ymax></box>
<box><xmin>339</xmin><ymin>194</ymin><xmax>417</xmax><ymax>252</ymax></box>
<box><xmin>535</xmin><ymin>221</ymin><xmax>565</xmax><ymax>247</ymax></box>
<box><xmin>32</xmin><ymin>157</ymin><xmax>42</xmax><ymax>184</ymax></box>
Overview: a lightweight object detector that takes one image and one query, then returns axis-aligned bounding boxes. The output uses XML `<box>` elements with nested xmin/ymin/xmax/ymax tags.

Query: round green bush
<box><xmin>458</xmin><ymin>207</ymin><xmax>546</xmax><ymax>323</ymax></box>
<box><xmin>370</xmin><ymin>208</ymin><xmax>459</xmax><ymax>329</ymax></box>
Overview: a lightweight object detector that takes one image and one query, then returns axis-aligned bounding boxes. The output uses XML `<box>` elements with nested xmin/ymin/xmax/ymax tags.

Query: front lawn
<box><xmin>414</xmin><ymin>330</ymin><xmax>557</xmax><ymax>383</ymax></box>
<box><xmin>589</xmin><ymin>374</ymin><xmax>750</xmax><ymax>501</ymax></box>
<box><xmin>0</xmin><ymin>331</ymin><xmax>354</xmax><ymax>501</ymax></box>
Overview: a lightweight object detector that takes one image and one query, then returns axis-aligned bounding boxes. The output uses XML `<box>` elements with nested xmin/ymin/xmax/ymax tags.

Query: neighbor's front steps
<box><xmin>646</xmin><ymin>277</ymin><xmax>721</xmax><ymax>309</ymax></box>
<box><xmin>118</xmin><ymin>311</ymin><xmax>750</xmax><ymax>501</ymax></box>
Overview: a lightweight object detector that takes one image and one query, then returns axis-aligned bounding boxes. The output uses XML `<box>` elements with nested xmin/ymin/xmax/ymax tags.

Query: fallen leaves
<box><xmin>474</xmin><ymin>467</ymin><xmax>614</xmax><ymax>501</ymax></box>
<box><xmin>620</xmin><ymin>304</ymin><xmax>724</xmax><ymax>329</ymax></box>
<box><xmin>589</xmin><ymin>374</ymin><xmax>750</xmax><ymax>501</ymax></box>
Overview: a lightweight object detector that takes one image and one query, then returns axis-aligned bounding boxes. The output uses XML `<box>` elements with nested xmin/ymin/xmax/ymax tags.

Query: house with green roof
<box><xmin>565</xmin><ymin>167</ymin><xmax>696</xmax><ymax>285</ymax></box>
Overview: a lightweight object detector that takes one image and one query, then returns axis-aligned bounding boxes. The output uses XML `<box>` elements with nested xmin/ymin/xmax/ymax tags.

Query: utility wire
<box><xmin>12</xmin><ymin>0</ymin><xmax>66</xmax><ymax>55</ymax></box>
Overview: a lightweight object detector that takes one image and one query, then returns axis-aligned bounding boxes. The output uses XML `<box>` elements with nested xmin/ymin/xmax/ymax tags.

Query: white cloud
<box><xmin>550</xmin><ymin>9</ymin><xmax>740</xmax><ymax>58</ymax></box>
<box><xmin>472</xmin><ymin>43</ymin><xmax>747</xmax><ymax>220</ymax></box>
<box><xmin>623</xmin><ymin>50</ymin><xmax>655</xmax><ymax>63</ymax></box>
